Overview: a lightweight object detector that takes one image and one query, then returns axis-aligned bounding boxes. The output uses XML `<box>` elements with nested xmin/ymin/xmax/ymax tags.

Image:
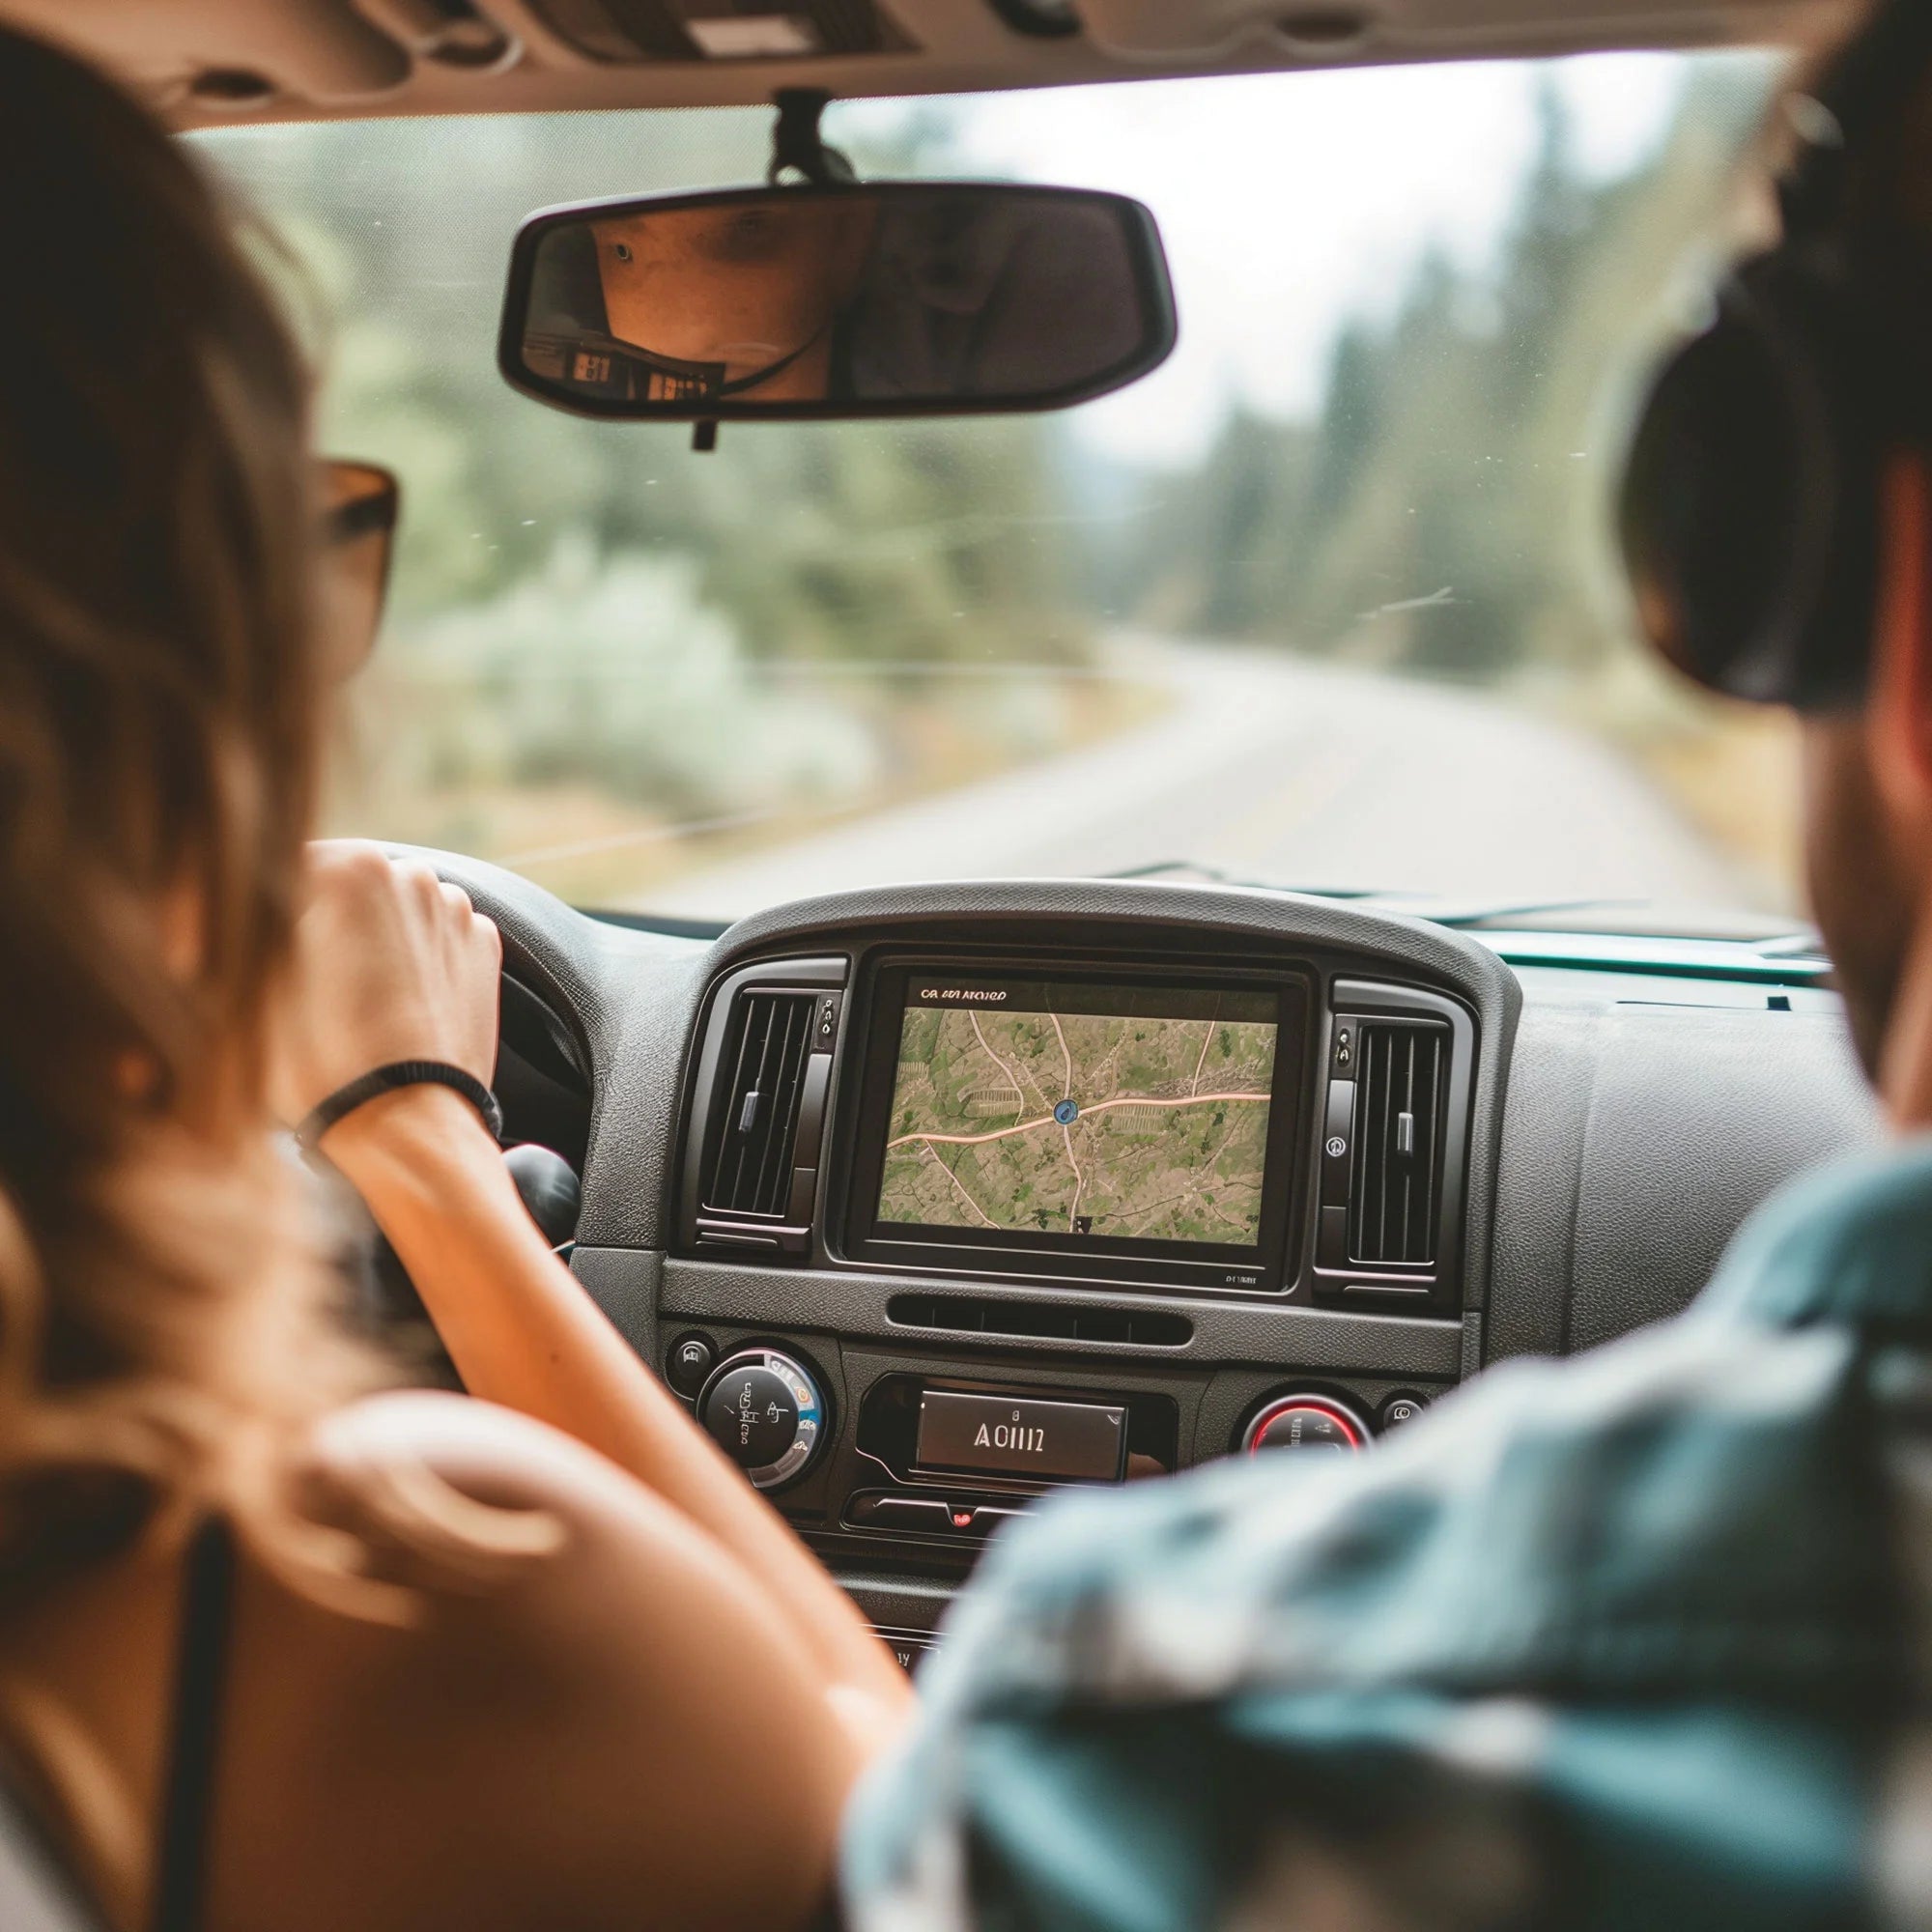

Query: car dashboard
<box><xmin>457</xmin><ymin>861</ymin><xmax>1878</xmax><ymax>1666</ymax></box>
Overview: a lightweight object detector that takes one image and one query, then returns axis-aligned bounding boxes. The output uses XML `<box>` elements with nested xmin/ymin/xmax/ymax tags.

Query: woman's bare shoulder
<box><xmin>218</xmin><ymin>1392</ymin><xmax>851</xmax><ymax>1932</ymax></box>
<box><xmin>308</xmin><ymin>1386</ymin><xmax>635</xmax><ymax>1508</ymax></box>
<box><xmin>297</xmin><ymin>1388</ymin><xmax>661</xmax><ymax>1614</ymax></box>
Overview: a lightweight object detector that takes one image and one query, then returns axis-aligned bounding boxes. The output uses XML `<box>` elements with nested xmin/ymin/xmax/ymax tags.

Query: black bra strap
<box><xmin>151</xmin><ymin>1517</ymin><xmax>236</xmax><ymax>1932</ymax></box>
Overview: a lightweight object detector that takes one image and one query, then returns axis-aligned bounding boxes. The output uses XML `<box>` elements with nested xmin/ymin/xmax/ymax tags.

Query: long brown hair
<box><xmin>0</xmin><ymin>24</ymin><xmax>384</xmax><ymax>1602</ymax></box>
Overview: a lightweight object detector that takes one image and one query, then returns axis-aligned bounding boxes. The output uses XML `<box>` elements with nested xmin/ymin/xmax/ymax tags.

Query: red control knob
<box><xmin>1242</xmin><ymin>1394</ymin><xmax>1367</xmax><ymax>1456</ymax></box>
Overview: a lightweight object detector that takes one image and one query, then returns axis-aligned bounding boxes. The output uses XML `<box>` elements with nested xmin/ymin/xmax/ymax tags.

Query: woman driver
<box><xmin>0</xmin><ymin>23</ymin><xmax>909</xmax><ymax>1931</ymax></box>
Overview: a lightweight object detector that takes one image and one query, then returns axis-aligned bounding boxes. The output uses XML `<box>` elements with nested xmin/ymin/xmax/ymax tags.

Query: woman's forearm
<box><xmin>323</xmin><ymin>1085</ymin><xmax>912</xmax><ymax>1716</ymax></box>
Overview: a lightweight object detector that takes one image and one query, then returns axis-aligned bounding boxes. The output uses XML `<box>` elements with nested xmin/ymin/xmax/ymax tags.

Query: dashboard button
<box><xmin>665</xmin><ymin>1333</ymin><xmax>715</xmax><ymax>1398</ymax></box>
<box><xmin>1331</xmin><ymin>1022</ymin><xmax>1356</xmax><ymax>1075</ymax></box>
<box><xmin>1321</xmin><ymin>1081</ymin><xmax>1355</xmax><ymax>1205</ymax></box>
<box><xmin>1243</xmin><ymin>1394</ymin><xmax>1367</xmax><ymax>1456</ymax></box>
<box><xmin>1381</xmin><ymin>1395</ymin><xmax>1426</xmax><ymax>1429</ymax></box>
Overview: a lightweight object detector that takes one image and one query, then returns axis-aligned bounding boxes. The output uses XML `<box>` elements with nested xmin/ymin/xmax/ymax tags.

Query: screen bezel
<box><xmin>840</xmin><ymin>957</ymin><xmax>1310</xmax><ymax>1293</ymax></box>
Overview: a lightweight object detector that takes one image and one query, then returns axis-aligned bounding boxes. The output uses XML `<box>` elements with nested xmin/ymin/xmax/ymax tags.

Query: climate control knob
<box><xmin>1242</xmin><ymin>1394</ymin><xmax>1367</xmax><ymax>1456</ymax></box>
<box><xmin>698</xmin><ymin>1350</ymin><xmax>826</xmax><ymax>1491</ymax></box>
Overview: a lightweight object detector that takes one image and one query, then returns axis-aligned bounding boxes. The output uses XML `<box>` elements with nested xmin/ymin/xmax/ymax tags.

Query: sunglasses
<box><xmin>320</xmin><ymin>458</ymin><xmax>400</xmax><ymax>675</ymax></box>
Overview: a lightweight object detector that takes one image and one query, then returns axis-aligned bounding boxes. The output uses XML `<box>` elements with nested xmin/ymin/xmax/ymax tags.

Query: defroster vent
<box><xmin>1348</xmin><ymin>1021</ymin><xmax>1448</xmax><ymax>1267</ymax></box>
<box><xmin>704</xmin><ymin>990</ymin><xmax>815</xmax><ymax>1217</ymax></box>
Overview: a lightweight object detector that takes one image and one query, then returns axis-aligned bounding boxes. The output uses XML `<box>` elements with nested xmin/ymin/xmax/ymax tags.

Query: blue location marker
<box><xmin>1054</xmin><ymin>1098</ymin><xmax>1079</xmax><ymax>1124</ymax></box>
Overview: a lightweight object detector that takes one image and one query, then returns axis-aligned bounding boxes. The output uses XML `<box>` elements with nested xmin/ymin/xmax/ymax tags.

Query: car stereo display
<box><xmin>875</xmin><ymin>977</ymin><xmax>1279</xmax><ymax>1250</ymax></box>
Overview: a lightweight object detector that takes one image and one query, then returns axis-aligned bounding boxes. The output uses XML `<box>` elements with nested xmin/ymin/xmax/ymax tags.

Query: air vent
<box><xmin>703</xmin><ymin>990</ymin><xmax>815</xmax><ymax>1217</ymax></box>
<box><xmin>888</xmin><ymin>1293</ymin><xmax>1192</xmax><ymax>1349</ymax></box>
<box><xmin>1348</xmin><ymin>1021</ymin><xmax>1447</xmax><ymax>1268</ymax></box>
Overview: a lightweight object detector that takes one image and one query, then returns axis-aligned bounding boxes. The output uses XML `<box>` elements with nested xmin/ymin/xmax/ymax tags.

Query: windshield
<box><xmin>195</xmin><ymin>50</ymin><xmax>1791</xmax><ymax>931</ymax></box>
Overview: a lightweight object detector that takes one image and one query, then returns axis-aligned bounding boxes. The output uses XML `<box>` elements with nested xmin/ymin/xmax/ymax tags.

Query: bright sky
<box><xmin>848</xmin><ymin>50</ymin><xmax>1778</xmax><ymax>467</ymax></box>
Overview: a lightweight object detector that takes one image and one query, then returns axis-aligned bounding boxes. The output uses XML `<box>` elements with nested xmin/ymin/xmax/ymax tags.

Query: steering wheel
<box><xmin>400</xmin><ymin>845</ymin><xmax>611</xmax><ymax>1084</ymax></box>
<box><xmin>327</xmin><ymin>847</ymin><xmax>622</xmax><ymax>1363</ymax></box>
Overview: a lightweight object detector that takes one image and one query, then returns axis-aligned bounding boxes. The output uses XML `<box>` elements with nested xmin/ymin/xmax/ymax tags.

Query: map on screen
<box><xmin>876</xmin><ymin>980</ymin><xmax>1277</xmax><ymax>1247</ymax></box>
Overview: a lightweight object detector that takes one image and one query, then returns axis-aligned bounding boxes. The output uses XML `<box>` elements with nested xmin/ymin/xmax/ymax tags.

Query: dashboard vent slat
<box><xmin>706</xmin><ymin>990</ymin><xmax>814</xmax><ymax>1218</ymax></box>
<box><xmin>887</xmin><ymin>1293</ymin><xmax>1192</xmax><ymax>1350</ymax></box>
<box><xmin>1348</xmin><ymin>1021</ymin><xmax>1447</xmax><ymax>1268</ymax></box>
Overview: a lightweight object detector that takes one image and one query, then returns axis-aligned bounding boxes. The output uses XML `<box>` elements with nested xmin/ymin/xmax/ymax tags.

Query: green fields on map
<box><xmin>878</xmin><ymin>1000</ymin><xmax>1276</xmax><ymax>1245</ymax></box>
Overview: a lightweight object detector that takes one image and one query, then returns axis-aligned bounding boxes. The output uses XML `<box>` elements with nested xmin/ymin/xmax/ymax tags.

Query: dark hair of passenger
<box><xmin>0</xmin><ymin>24</ymin><xmax>387</xmax><ymax>1608</ymax></box>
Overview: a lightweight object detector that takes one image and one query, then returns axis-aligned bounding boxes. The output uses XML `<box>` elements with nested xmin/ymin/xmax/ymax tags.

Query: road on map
<box><xmin>887</xmin><ymin>1091</ymin><xmax>1271</xmax><ymax>1151</ymax></box>
<box><xmin>642</xmin><ymin>636</ymin><xmax>1749</xmax><ymax>921</ymax></box>
<box><xmin>879</xmin><ymin>998</ymin><xmax>1277</xmax><ymax>1243</ymax></box>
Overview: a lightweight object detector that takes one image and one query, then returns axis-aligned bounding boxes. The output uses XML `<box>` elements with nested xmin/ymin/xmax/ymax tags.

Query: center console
<box><xmin>631</xmin><ymin>881</ymin><xmax>1519</xmax><ymax>1661</ymax></box>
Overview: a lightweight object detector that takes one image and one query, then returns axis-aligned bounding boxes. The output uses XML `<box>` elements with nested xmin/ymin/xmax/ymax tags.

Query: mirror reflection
<box><xmin>514</xmin><ymin>185</ymin><xmax>1171</xmax><ymax>413</ymax></box>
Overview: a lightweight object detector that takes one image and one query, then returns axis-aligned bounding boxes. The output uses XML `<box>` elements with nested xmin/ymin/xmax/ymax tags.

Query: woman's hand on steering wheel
<box><xmin>267</xmin><ymin>843</ymin><xmax>915</xmax><ymax>1735</ymax></box>
<box><xmin>268</xmin><ymin>839</ymin><xmax>502</xmax><ymax>1131</ymax></box>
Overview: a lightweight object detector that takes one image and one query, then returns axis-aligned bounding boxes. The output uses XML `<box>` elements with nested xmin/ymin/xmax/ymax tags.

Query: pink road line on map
<box><xmin>1050</xmin><ymin>1010</ymin><xmax>1074</xmax><ymax>1100</ymax></box>
<box><xmin>886</xmin><ymin>1091</ymin><xmax>1269</xmax><ymax>1151</ymax></box>
<box><xmin>1063</xmin><ymin>1120</ymin><xmax>1086</xmax><ymax>1232</ymax></box>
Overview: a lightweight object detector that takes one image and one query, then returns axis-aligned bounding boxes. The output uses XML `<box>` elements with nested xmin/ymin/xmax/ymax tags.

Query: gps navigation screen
<box><xmin>876</xmin><ymin>979</ymin><xmax>1279</xmax><ymax>1248</ymax></box>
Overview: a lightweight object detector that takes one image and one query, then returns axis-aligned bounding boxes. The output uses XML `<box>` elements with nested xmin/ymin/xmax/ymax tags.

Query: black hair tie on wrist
<box><xmin>295</xmin><ymin>1060</ymin><xmax>504</xmax><ymax>1154</ymax></box>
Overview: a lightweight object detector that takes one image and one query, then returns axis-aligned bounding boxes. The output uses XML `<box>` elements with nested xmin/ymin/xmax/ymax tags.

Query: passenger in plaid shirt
<box><xmin>842</xmin><ymin>4</ymin><xmax>1932</xmax><ymax>1924</ymax></box>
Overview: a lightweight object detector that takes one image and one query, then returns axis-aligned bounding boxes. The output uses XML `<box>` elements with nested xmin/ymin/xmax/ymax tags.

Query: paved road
<box><xmin>639</xmin><ymin>638</ymin><xmax>1748</xmax><ymax>922</ymax></box>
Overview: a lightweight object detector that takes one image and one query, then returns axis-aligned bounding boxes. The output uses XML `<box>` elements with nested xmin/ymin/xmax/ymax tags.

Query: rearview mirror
<box><xmin>499</xmin><ymin>184</ymin><xmax>1177</xmax><ymax>424</ymax></box>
